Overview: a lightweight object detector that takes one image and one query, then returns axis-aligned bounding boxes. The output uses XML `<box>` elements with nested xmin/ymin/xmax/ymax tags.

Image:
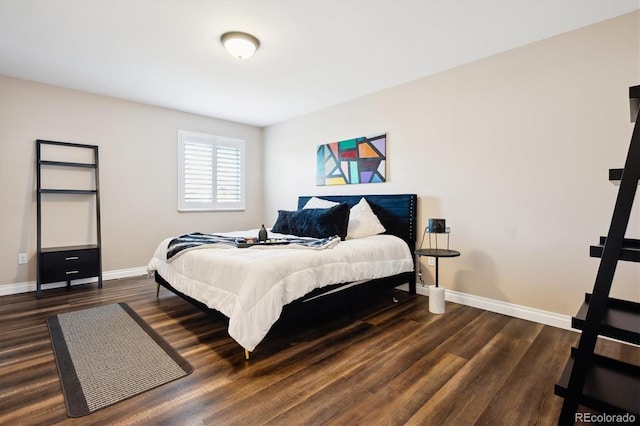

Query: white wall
<box><xmin>263</xmin><ymin>11</ymin><xmax>640</xmax><ymax>316</ymax></box>
<box><xmin>0</xmin><ymin>76</ymin><xmax>264</xmax><ymax>288</ymax></box>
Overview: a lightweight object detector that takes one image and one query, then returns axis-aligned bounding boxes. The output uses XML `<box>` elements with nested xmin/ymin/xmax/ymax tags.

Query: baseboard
<box><xmin>0</xmin><ymin>266</ymin><xmax>149</xmax><ymax>297</ymax></box>
<box><xmin>397</xmin><ymin>283</ymin><xmax>573</xmax><ymax>331</ymax></box>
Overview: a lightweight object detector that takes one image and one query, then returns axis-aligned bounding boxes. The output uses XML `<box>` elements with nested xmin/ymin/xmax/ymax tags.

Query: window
<box><xmin>178</xmin><ymin>130</ymin><xmax>245</xmax><ymax>211</ymax></box>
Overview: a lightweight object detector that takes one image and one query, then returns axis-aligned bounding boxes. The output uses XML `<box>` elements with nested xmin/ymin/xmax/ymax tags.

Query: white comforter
<box><xmin>147</xmin><ymin>229</ymin><xmax>413</xmax><ymax>351</ymax></box>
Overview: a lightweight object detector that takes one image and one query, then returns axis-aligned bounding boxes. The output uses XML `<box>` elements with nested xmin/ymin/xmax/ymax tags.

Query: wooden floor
<box><xmin>1</xmin><ymin>276</ymin><xmax>637</xmax><ymax>425</ymax></box>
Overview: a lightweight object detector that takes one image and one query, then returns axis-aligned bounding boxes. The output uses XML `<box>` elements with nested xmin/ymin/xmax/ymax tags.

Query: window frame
<box><xmin>177</xmin><ymin>130</ymin><xmax>246</xmax><ymax>212</ymax></box>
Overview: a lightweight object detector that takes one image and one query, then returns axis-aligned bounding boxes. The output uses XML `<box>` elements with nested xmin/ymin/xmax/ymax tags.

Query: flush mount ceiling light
<box><xmin>220</xmin><ymin>31</ymin><xmax>260</xmax><ymax>60</ymax></box>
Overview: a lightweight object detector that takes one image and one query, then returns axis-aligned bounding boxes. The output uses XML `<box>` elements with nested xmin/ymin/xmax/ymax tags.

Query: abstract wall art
<box><xmin>316</xmin><ymin>133</ymin><xmax>386</xmax><ymax>186</ymax></box>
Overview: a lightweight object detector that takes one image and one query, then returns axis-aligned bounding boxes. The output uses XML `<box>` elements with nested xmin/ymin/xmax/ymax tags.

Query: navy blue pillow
<box><xmin>272</xmin><ymin>202</ymin><xmax>350</xmax><ymax>240</ymax></box>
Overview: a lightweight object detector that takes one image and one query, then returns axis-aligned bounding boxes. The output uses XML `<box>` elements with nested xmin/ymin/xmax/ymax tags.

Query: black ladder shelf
<box><xmin>554</xmin><ymin>85</ymin><xmax>640</xmax><ymax>424</ymax></box>
<box><xmin>36</xmin><ymin>139</ymin><xmax>102</xmax><ymax>298</ymax></box>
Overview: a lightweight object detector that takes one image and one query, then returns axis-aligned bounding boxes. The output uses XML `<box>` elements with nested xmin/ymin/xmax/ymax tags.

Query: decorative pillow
<box><xmin>272</xmin><ymin>202</ymin><xmax>350</xmax><ymax>240</ymax></box>
<box><xmin>271</xmin><ymin>210</ymin><xmax>293</xmax><ymax>234</ymax></box>
<box><xmin>346</xmin><ymin>197</ymin><xmax>386</xmax><ymax>239</ymax></box>
<box><xmin>302</xmin><ymin>196</ymin><xmax>339</xmax><ymax>209</ymax></box>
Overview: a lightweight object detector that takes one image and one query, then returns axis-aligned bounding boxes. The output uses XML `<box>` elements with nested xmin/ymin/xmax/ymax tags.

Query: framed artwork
<box><xmin>316</xmin><ymin>133</ymin><xmax>386</xmax><ymax>186</ymax></box>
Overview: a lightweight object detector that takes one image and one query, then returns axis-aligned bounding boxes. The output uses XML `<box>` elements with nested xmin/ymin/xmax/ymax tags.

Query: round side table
<box><xmin>415</xmin><ymin>248</ymin><xmax>460</xmax><ymax>314</ymax></box>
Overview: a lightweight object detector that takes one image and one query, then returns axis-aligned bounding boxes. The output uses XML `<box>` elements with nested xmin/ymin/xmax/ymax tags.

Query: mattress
<box><xmin>147</xmin><ymin>229</ymin><xmax>413</xmax><ymax>351</ymax></box>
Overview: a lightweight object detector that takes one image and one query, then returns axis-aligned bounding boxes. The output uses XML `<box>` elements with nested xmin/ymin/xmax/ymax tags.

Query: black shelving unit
<box><xmin>36</xmin><ymin>139</ymin><xmax>102</xmax><ymax>298</ymax></box>
<box><xmin>555</xmin><ymin>85</ymin><xmax>640</xmax><ymax>424</ymax></box>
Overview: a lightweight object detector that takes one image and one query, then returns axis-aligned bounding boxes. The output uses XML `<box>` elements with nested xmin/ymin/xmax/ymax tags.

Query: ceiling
<box><xmin>1</xmin><ymin>1</ymin><xmax>638</xmax><ymax>128</ymax></box>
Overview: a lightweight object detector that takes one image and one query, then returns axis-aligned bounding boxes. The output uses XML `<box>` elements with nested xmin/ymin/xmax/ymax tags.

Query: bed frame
<box><xmin>155</xmin><ymin>193</ymin><xmax>417</xmax><ymax>358</ymax></box>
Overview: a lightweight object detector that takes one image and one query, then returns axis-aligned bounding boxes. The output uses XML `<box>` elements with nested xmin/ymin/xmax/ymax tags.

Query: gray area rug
<box><xmin>47</xmin><ymin>303</ymin><xmax>193</xmax><ymax>417</ymax></box>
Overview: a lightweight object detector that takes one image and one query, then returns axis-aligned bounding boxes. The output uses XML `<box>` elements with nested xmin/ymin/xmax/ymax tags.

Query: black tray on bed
<box><xmin>236</xmin><ymin>240</ymin><xmax>291</xmax><ymax>248</ymax></box>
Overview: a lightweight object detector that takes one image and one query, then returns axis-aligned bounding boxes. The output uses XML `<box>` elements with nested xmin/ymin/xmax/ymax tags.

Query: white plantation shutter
<box><xmin>184</xmin><ymin>140</ymin><xmax>214</xmax><ymax>203</ymax></box>
<box><xmin>216</xmin><ymin>145</ymin><xmax>242</xmax><ymax>203</ymax></box>
<box><xmin>178</xmin><ymin>130</ymin><xmax>245</xmax><ymax>211</ymax></box>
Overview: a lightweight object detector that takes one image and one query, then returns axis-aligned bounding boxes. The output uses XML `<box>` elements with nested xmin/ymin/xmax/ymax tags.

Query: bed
<box><xmin>148</xmin><ymin>194</ymin><xmax>417</xmax><ymax>357</ymax></box>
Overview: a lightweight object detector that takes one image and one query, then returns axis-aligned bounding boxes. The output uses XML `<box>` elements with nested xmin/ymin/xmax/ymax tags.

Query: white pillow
<box><xmin>303</xmin><ymin>196</ymin><xmax>339</xmax><ymax>209</ymax></box>
<box><xmin>346</xmin><ymin>197</ymin><xmax>386</xmax><ymax>239</ymax></box>
<box><xmin>303</xmin><ymin>196</ymin><xmax>386</xmax><ymax>239</ymax></box>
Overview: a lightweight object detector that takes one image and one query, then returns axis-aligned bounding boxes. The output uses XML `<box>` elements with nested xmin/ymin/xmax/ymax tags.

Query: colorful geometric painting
<box><xmin>316</xmin><ymin>133</ymin><xmax>386</xmax><ymax>186</ymax></box>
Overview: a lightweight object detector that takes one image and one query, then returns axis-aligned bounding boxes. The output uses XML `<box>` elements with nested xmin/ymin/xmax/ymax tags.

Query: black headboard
<box><xmin>297</xmin><ymin>194</ymin><xmax>417</xmax><ymax>251</ymax></box>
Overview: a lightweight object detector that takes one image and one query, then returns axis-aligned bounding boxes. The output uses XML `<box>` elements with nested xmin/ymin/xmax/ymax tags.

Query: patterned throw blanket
<box><xmin>166</xmin><ymin>232</ymin><xmax>340</xmax><ymax>261</ymax></box>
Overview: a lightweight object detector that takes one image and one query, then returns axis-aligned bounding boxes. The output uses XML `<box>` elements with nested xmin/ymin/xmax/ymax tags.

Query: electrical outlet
<box><xmin>428</xmin><ymin>256</ymin><xmax>435</xmax><ymax>266</ymax></box>
<box><xmin>18</xmin><ymin>253</ymin><xmax>28</xmax><ymax>264</ymax></box>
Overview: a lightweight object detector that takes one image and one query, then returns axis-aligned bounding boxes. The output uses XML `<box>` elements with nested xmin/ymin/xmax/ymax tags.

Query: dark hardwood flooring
<box><xmin>0</xmin><ymin>276</ymin><xmax>637</xmax><ymax>425</ymax></box>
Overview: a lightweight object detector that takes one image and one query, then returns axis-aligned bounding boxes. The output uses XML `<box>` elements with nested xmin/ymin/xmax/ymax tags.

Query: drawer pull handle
<box><xmin>65</xmin><ymin>256</ymin><xmax>80</xmax><ymax>261</ymax></box>
<box><xmin>65</xmin><ymin>270</ymin><xmax>79</xmax><ymax>275</ymax></box>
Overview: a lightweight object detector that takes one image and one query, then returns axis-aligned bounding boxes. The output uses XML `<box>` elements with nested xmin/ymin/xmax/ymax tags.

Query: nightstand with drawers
<box><xmin>38</xmin><ymin>245</ymin><xmax>101</xmax><ymax>286</ymax></box>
